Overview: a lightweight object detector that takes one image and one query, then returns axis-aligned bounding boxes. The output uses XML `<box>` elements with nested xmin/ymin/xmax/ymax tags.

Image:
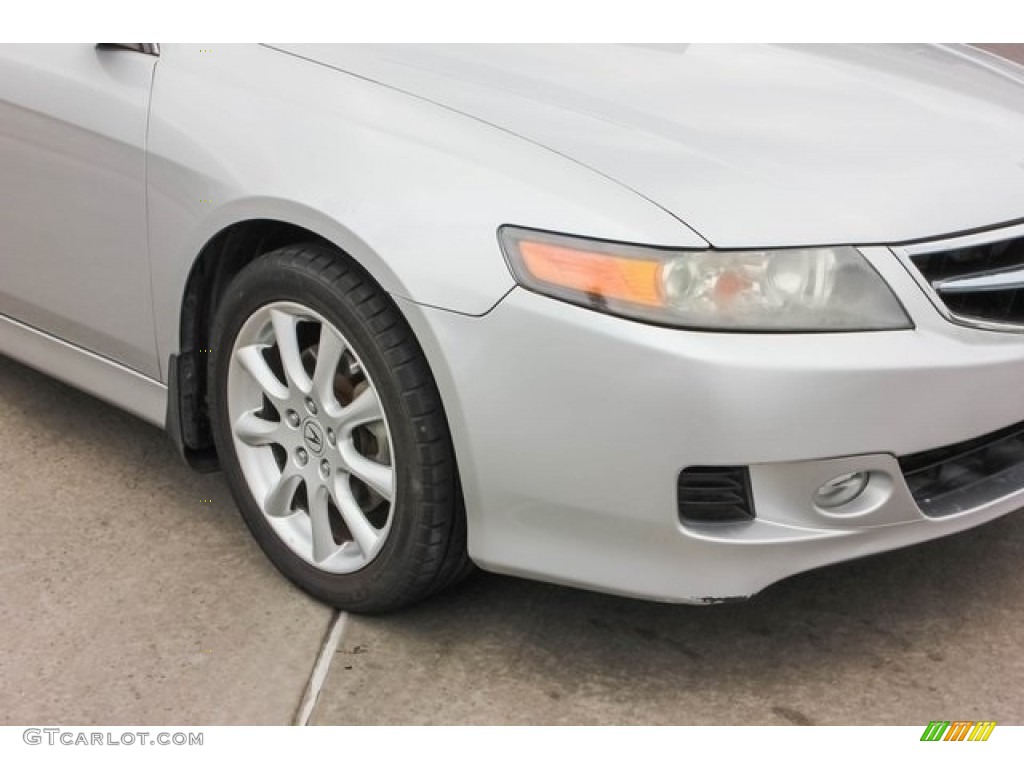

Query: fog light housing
<box><xmin>814</xmin><ymin>471</ymin><xmax>870</xmax><ymax>509</ymax></box>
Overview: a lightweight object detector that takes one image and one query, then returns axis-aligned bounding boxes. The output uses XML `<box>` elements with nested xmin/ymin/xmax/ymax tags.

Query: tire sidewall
<box><xmin>210</xmin><ymin>251</ymin><xmax>438</xmax><ymax>607</ymax></box>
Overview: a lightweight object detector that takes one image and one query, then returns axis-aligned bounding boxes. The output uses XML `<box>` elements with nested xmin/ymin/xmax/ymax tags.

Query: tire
<box><xmin>208</xmin><ymin>243</ymin><xmax>471</xmax><ymax>613</ymax></box>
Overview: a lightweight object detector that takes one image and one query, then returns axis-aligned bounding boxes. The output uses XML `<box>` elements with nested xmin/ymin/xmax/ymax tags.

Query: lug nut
<box><xmin>305</xmin><ymin>397</ymin><xmax>318</xmax><ymax>415</ymax></box>
<box><xmin>320</xmin><ymin>460</ymin><xmax>331</xmax><ymax>478</ymax></box>
<box><xmin>285</xmin><ymin>410</ymin><xmax>300</xmax><ymax>427</ymax></box>
<box><xmin>296</xmin><ymin>447</ymin><xmax>309</xmax><ymax>466</ymax></box>
<box><xmin>326</xmin><ymin>428</ymin><xmax>336</xmax><ymax>447</ymax></box>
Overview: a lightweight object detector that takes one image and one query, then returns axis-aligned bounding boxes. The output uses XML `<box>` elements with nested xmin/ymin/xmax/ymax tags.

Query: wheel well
<box><xmin>172</xmin><ymin>219</ymin><xmax>331</xmax><ymax>467</ymax></box>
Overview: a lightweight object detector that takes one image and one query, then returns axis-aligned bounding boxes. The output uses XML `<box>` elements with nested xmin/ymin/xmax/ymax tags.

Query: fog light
<box><xmin>814</xmin><ymin>471</ymin><xmax>870</xmax><ymax>509</ymax></box>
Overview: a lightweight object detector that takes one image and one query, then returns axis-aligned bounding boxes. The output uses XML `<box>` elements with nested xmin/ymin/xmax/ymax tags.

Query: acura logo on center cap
<box><xmin>303</xmin><ymin>422</ymin><xmax>324</xmax><ymax>454</ymax></box>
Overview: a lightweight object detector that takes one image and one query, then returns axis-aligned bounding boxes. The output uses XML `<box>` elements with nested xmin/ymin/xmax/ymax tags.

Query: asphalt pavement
<box><xmin>3</xmin><ymin>43</ymin><xmax>1024</xmax><ymax>726</ymax></box>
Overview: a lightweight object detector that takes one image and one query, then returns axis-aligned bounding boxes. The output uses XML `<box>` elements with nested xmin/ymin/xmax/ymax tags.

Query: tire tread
<box><xmin>209</xmin><ymin>243</ymin><xmax>471</xmax><ymax>613</ymax></box>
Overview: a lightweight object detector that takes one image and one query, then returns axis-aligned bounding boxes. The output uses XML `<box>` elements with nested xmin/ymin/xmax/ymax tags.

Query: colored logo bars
<box><xmin>920</xmin><ymin>721</ymin><xmax>996</xmax><ymax>742</ymax></box>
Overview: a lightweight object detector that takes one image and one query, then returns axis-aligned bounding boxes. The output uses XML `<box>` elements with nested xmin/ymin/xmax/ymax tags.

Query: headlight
<box><xmin>498</xmin><ymin>226</ymin><xmax>912</xmax><ymax>331</ymax></box>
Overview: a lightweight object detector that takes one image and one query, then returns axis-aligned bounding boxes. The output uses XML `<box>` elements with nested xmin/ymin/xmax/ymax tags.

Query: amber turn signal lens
<box><xmin>499</xmin><ymin>226</ymin><xmax>912</xmax><ymax>331</ymax></box>
<box><xmin>519</xmin><ymin>241</ymin><xmax>665</xmax><ymax>308</ymax></box>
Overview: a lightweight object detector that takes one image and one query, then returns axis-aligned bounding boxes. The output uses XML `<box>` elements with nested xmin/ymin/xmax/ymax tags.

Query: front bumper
<box><xmin>396</xmin><ymin>245</ymin><xmax>1024</xmax><ymax>603</ymax></box>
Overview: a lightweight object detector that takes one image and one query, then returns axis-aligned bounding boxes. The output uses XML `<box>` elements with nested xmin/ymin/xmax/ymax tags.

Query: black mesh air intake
<box><xmin>678</xmin><ymin>466</ymin><xmax>755</xmax><ymax>524</ymax></box>
<box><xmin>899</xmin><ymin>421</ymin><xmax>1024</xmax><ymax>518</ymax></box>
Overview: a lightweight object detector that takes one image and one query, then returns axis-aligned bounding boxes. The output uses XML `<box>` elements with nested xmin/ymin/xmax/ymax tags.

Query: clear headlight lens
<box><xmin>499</xmin><ymin>227</ymin><xmax>912</xmax><ymax>331</ymax></box>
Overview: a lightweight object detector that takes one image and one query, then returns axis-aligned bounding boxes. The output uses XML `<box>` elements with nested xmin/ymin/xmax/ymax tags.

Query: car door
<box><xmin>0</xmin><ymin>44</ymin><xmax>159</xmax><ymax>378</ymax></box>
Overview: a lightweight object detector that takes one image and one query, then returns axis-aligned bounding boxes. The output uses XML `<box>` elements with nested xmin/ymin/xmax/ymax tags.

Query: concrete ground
<box><xmin>3</xmin><ymin>44</ymin><xmax>1024</xmax><ymax>727</ymax></box>
<box><xmin>4</xmin><ymin>352</ymin><xmax>1024</xmax><ymax>726</ymax></box>
<box><xmin>0</xmin><ymin>356</ymin><xmax>333</xmax><ymax>724</ymax></box>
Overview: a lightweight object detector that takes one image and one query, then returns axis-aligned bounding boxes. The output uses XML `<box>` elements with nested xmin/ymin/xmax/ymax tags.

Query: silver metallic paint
<box><xmin>3</xmin><ymin>43</ymin><xmax>1024</xmax><ymax>603</ymax></box>
<box><xmin>0</xmin><ymin>313</ymin><xmax>166</xmax><ymax>424</ymax></box>
<box><xmin>396</xmin><ymin>281</ymin><xmax>1024</xmax><ymax>600</ymax></box>
<box><xmin>146</xmin><ymin>44</ymin><xmax>702</xmax><ymax>380</ymax></box>
<box><xmin>275</xmin><ymin>43</ymin><xmax>1024</xmax><ymax>247</ymax></box>
<box><xmin>0</xmin><ymin>44</ymin><xmax>158</xmax><ymax>376</ymax></box>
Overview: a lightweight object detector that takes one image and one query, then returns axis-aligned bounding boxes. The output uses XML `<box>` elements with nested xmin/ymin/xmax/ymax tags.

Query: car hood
<box><xmin>274</xmin><ymin>44</ymin><xmax>1024</xmax><ymax>247</ymax></box>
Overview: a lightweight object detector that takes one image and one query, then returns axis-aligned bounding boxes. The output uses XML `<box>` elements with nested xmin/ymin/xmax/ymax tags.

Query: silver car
<box><xmin>3</xmin><ymin>43</ymin><xmax>1024</xmax><ymax>612</ymax></box>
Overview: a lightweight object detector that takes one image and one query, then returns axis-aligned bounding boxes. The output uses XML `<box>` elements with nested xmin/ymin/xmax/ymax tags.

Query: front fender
<box><xmin>147</xmin><ymin>43</ymin><xmax>705</xmax><ymax>380</ymax></box>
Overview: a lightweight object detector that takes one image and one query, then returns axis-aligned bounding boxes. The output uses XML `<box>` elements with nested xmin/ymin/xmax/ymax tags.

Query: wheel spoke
<box><xmin>264</xmin><ymin>470</ymin><xmax>303</xmax><ymax>518</ymax></box>
<box><xmin>312</xmin><ymin>323</ymin><xmax>346</xmax><ymax>414</ymax></box>
<box><xmin>271</xmin><ymin>309</ymin><xmax>312</xmax><ymax>394</ymax></box>
<box><xmin>237</xmin><ymin>344</ymin><xmax>289</xmax><ymax>402</ymax></box>
<box><xmin>331</xmin><ymin>476</ymin><xmax>381</xmax><ymax>557</ymax></box>
<box><xmin>309</xmin><ymin>485</ymin><xmax>339</xmax><ymax>563</ymax></box>
<box><xmin>229</xmin><ymin>300</ymin><xmax>401</xmax><ymax>574</ymax></box>
<box><xmin>336</xmin><ymin>386</ymin><xmax>384</xmax><ymax>435</ymax></box>
<box><xmin>341</xmin><ymin>447</ymin><xmax>394</xmax><ymax>502</ymax></box>
<box><xmin>234</xmin><ymin>410</ymin><xmax>281</xmax><ymax>446</ymax></box>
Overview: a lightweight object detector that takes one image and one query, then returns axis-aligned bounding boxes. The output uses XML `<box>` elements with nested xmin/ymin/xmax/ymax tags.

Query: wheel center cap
<box><xmin>302</xmin><ymin>420</ymin><xmax>326</xmax><ymax>456</ymax></box>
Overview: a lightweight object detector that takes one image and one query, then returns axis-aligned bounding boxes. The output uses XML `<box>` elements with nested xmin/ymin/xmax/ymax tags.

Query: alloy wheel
<box><xmin>226</xmin><ymin>301</ymin><xmax>396</xmax><ymax>574</ymax></box>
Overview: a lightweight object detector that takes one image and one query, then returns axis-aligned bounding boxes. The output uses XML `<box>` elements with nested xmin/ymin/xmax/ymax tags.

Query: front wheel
<box><xmin>209</xmin><ymin>243</ymin><xmax>470</xmax><ymax>612</ymax></box>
